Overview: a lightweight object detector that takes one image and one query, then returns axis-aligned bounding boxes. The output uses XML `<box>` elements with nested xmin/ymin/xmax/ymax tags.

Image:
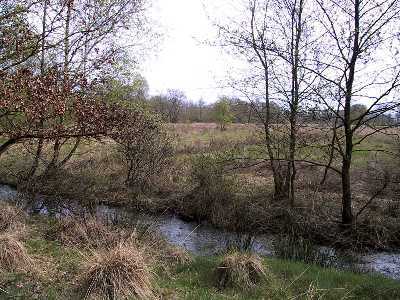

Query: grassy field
<box><xmin>1</xmin><ymin>211</ymin><xmax>399</xmax><ymax>300</ymax></box>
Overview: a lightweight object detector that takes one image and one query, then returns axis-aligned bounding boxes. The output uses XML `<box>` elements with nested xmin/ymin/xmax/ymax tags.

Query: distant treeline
<box><xmin>110</xmin><ymin>84</ymin><xmax>399</xmax><ymax>125</ymax></box>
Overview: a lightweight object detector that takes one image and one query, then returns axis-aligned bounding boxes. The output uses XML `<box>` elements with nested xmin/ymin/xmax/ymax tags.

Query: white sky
<box><xmin>142</xmin><ymin>0</ymin><xmax>235</xmax><ymax>103</ymax></box>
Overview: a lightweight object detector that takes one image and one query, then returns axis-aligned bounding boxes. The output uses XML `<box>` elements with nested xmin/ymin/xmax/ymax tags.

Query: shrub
<box><xmin>185</xmin><ymin>153</ymin><xmax>236</xmax><ymax>221</ymax></box>
<box><xmin>215</xmin><ymin>252</ymin><xmax>266</xmax><ymax>290</ymax></box>
<box><xmin>214</xmin><ymin>97</ymin><xmax>234</xmax><ymax>131</ymax></box>
<box><xmin>0</xmin><ymin>233</ymin><xmax>32</xmax><ymax>272</ymax></box>
<box><xmin>78</xmin><ymin>241</ymin><xmax>155</xmax><ymax>300</ymax></box>
<box><xmin>112</xmin><ymin>107</ymin><xmax>173</xmax><ymax>194</ymax></box>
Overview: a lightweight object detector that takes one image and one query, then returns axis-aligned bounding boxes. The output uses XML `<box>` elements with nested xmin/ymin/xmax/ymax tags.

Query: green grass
<box><xmin>158</xmin><ymin>256</ymin><xmax>400</xmax><ymax>300</ymax></box>
<box><xmin>1</xmin><ymin>227</ymin><xmax>399</xmax><ymax>299</ymax></box>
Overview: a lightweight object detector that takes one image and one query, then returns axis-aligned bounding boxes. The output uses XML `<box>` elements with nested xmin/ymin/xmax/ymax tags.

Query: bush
<box><xmin>112</xmin><ymin>107</ymin><xmax>173</xmax><ymax>194</ymax></box>
<box><xmin>185</xmin><ymin>153</ymin><xmax>236</xmax><ymax>222</ymax></box>
<box><xmin>78</xmin><ymin>241</ymin><xmax>155</xmax><ymax>299</ymax></box>
<box><xmin>215</xmin><ymin>252</ymin><xmax>266</xmax><ymax>290</ymax></box>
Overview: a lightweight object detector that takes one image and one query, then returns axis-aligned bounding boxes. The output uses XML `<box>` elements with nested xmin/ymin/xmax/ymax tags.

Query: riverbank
<box><xmin>3</xmin><ymin>183</ymin><xmax>400</xmax><ymax>281</ymax></box>
<box><xmin>1</xmin><ymin>208</ymin><xmax>399</xmax><ymax>299</ymax></box>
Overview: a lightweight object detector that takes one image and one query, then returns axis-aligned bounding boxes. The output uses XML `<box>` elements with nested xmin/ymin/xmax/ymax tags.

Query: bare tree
<box><xmin>213</xmin><ymin>0</ymin><xmax>315</xmax><ymax>203</ymax></box>
<box><xmin>166</xmin><ymin>89</ymin><xmax>185</xmax><ymax>123</ymax></box>
<box><xmin>311</xmin><ymin>0</ymin><xmax>400</xmax><ymax>225</ymax></box>
<box><xmin>267</xmin><ymin>0</ymin><xmax>317</xmax><ymax>205</ymax></box>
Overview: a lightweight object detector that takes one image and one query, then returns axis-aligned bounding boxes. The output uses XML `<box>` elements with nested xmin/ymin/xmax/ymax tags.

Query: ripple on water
<box><xmin>362</xmin><ymin>253</ymin><xmax>400</xmax><ymax>280</ymax></box>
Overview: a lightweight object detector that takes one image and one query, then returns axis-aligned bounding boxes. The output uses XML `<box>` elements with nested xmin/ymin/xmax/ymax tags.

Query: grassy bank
<box><xmin>5</xmin><ymin>244</ymin><xmax>400</xmax><ymax>300</ymax></box>
<box><xmin>0</xmin><ymin>210</ymin><xmax>399</xmax><ymax>299</ymax></box>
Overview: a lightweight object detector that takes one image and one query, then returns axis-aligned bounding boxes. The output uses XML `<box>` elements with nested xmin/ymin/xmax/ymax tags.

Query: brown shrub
<box><xmin>78</xmin><ymin>241</ymin><xmax>156</xmax><ymax>300</ymax></box>
<box><xmin>216</xmin><ymin>252</ymin><xmax>266</xmax><ymax>290</ymax></box>
<box><xmin>0</xmin><ymin>233</ymin><xmax>32</xmax><ymax>272</ymax></box>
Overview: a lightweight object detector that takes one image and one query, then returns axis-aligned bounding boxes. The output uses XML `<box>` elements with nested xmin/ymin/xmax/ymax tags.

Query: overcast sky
<box><xmin>142</xmin><ymin>0</ymin><xmax>235</xmax><ymax>103</ymax></box>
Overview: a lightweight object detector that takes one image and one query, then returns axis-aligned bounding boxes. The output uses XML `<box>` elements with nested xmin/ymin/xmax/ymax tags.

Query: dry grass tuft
<box><xmin>0</xmin><ymin>233</ymin><xmax>32</xmax><ymax>272</ymax></box>
<box><xmin>125</xmin><ymin>226</ymin><xmax>192</xmax><ymax>271</ymax></box>
<box><xmin>47</xmin><ymin>217</ymin><xmax>118</xmax><ymax>248</ymax></box>
<box><xmin>78</xmin><ymin>241</ymin><xmax>156</xmax><ymax>300</ymax></box>
<box><xmin>216</xmin><ymin>252</ymin><xmax>266</xmax><ymax>290</ymax></box>
<box><xmin>0</xmin><ymin>203</ymin><xmax>26</xmax><ymax>233</ymax></box>
<box><xmin>162</xmin><ymin>245</ymin><xmax>192</xmax><ymax>266</ymax></box>
<box><xmin>150</xmin><ymin>243</ymin><xmax>193</xmax><ymax>270</ymax></box>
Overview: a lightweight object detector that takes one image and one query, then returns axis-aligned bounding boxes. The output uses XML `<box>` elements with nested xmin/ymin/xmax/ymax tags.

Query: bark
<box><xmin>0</xmin><ymin>138</ymin><xmax>19</xmax><ymax>157</ymax></box>
<box><xmin>48</xmin><ymin>0</ymin><xmax>72</xmax><ymax>170</ymax></box>
<box><xmin>340</xmin><ymin>0</ymin><xmax>360</xmax><ymax>225</ymax></box>
<box><xmin>27</xmin><ymin>0</ymin><xmax>48</xmax><ymax>180</ymax></box>
<box><xmin>27</xmin><ymin>138</ymin><xmax>44</xmax><ymax>179</ymax></box>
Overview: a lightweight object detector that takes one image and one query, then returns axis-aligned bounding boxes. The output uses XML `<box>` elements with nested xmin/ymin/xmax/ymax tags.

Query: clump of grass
<box><xmin>78</xmin><ymin>241</ymin><xmax>156</xmax><ymax>300</ymax></box>
<box><xmin>0</xmin><ymin>233</ymin><xmax>32</xmax><ymax>272</ymax></box>
<box><xmin>215</xmin><ymin>252</ymin><xmax>266</xmax><ymax>290</ymax></box>
<box><xmin>46</xmin><ymin>217</ymin><xmax>117</xmax><ymax>248</ymax></box>
<box><xmin>223</xmin><ymin>233</ymin><xmax>254</xmax><ymax>253</ymax></box>
<box><xmin>273</xmin><ymin>234</ymin><xmax>337</xmax><ymax>268</ymax></box>
<box><xmin>129</xmin><ymin>226</ymin><xmax>192</xmax><ymax>268</ymax></box>
<box><xmin>0</xmin><ymin>202</ymin><xmax>26</xmax><ymax>233</ymax></box>
<box><xmin>160</xmin><ymin>244</ymin><xmax>192</xmax><ymax>266</ymax></box>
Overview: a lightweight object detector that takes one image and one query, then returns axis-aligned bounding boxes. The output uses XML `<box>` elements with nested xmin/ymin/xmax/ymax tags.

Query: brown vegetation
<box><xmin>78</xmin><ymin>241</ymin><xmax>156</xmax><ymax>300</ymax></box>
<box><xmin>0</xmin><ymin>203</ymin><xmax>26</xmax><ymax>233</ymax></box>
<box><xmin>216</xmin><ymin>252</ymin><xmax>266</xmax><ymax>290</ymax></box>
<box><xmin>46</xmin><ymin>217</ymin><xmax>117</xmax><ymax>248</ymax></box>
<box><xmin>0</xmin><ymin>233</ymin><xmax>32</xmax><ymax>273</ymax></box>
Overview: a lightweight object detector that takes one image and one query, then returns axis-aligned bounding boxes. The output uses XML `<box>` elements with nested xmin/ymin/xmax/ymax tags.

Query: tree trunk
<box><xmin>0</xmin><ymin>138</ymin><xmax>18</xmax><ymax>157</ymax></box>
<box><xmin>341</xmin><ymin>154</ymin><xmax>353</xmax><ymax>225</ymax></box>
<box><xmin>48</xmin><ymin>0</ymin><xmax>72</xmax><ymax>170</ymax></box>
<box><xmin>27</xmin><ymin>0</ymin><xmax>48</xmax><ymax>180</ymax></box>
<box><xmin>27</xmin><ymin>139</ymin><xmax>44</xmax><ymax>179</ymax></box>
<box><xmin>45</xmin><ymin>138</ymin><xmax>61</xmax><ymax>174</ymax></box>
<box><xmin>339</xmin><ymin>0</ymin><xmax>360</xmax><ymax>225</ymax></box>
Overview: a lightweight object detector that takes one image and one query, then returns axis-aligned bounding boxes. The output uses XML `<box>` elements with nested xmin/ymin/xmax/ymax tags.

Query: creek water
<box><xmin>1</xmin><ymin>184</ymin><xmax>400</xmax><ymax>280</ymax></box>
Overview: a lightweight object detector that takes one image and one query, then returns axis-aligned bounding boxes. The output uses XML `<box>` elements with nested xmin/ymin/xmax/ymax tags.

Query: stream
<box><xmin>1</xmin><ymin>184</ymin><xmax>400</xmax><ymax>280</ymax></box>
